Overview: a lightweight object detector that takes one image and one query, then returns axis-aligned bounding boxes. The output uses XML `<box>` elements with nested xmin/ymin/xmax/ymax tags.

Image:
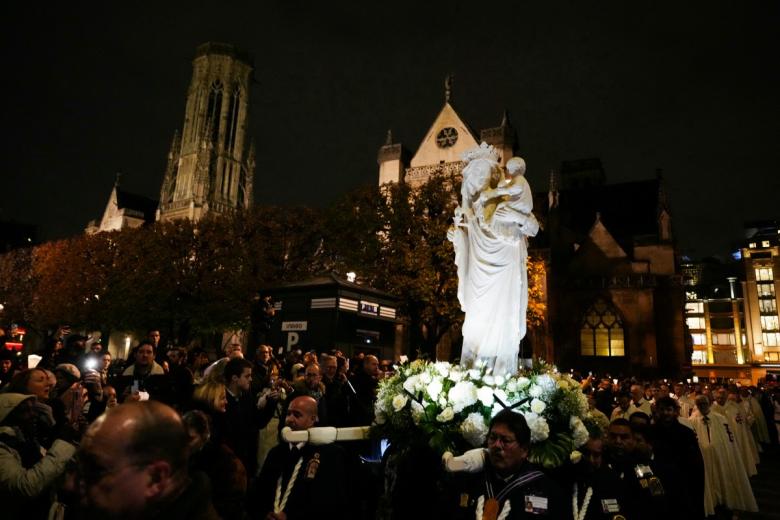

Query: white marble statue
<box><xmin>448</xmin><ymin>143</ymin><xmax>539</xmax><ymax>376</ymax></box>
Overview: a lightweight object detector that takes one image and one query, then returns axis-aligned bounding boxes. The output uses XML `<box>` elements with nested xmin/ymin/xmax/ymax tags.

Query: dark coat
<box><xmin>348</xmin><ymin>371</ymin><xmax>378</xmax><ymax>426</ymax></box>
<box><xmin>651</xmin><ymin>421</ymin><xmax>705</xmax><ymax>519</ymax></box>
<box><xmin>190</xmin><ymin>443</ymin><xmax>247</xmax><ymax>520</ymax></box>
<box><xmin>150</xmin><ymin>471</ymin><xmax>220</xmax><ymax>520</ymax></box>
<box><xmin>223</xmin><ymin>390</ymin><xmax>274</xmax><ymax>477</ymax></box>
<box><xmin>444</xmin><ymin>460</ymin><xmax>566</xmax><ymax>520</ymax></box>
<box><xmin>252</xmin><ymin>442</ymin><xmax>349</xmax><ymax>519</ymax></box>
<box><xmin>605</xmin><ymin>452</ymin><xmax>671</xmax><ymax>520</ymax></box>
<box><xmin>558</xmin><ymin>462</ymin><xmax>630</xmax><ymax>520</ymax></box>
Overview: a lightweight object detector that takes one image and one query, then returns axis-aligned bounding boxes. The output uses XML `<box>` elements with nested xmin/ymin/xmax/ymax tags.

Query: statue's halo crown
<box><xmin>461</xmin><ymin>142</ymin><xmax>499</xmax><ymax>164</ymax></box>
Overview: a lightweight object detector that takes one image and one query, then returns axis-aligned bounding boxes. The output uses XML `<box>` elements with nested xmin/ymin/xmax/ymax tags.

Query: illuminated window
<box><xmin>711</xmin><ymin>333</ymin><xmax>735</xmax><ymax>345</ymax></box>
<box><xmin>759</xmin><ymin>299</ymin><xmax>777</xmax><ymax>314</ymax></box>
<box><xmin>762</xmin><ymin>241</ymin><xmax>771</xmax><ymax>247</ymax></box>
<box><xmin>691</xmin><ymin>350</ymin><xmax>707</xmax><ymax>364</ymax></box>
<box><xmin>763</xmin><ymin>332</ymin><xmax>780</xmax><ymax>346</ymax></box>
<box><xmin>685</xmin><ymin>302</ymin><xmax>704</xmax><ymax>314</ymax></box>
<box><xmin>756</xmin><ymin>267</ymin><xmax>774</xmax><ymax>281</ymax></box>
<box><xmin>749</xmin><ymin>242</ymin><xmax>757</xmax><ymax>248</ymax></box>
<box><xmin>760</xmin><ymin>316</ymin><xmax>779</xmax><ymax>330</ymax></box>
<box><xmin>765</xmin><ymin>351</ymin><xmax>780</xmax><ymax>362</ymax></box>
<box><xmin>686</xmin><ymin>317</ymin><xmax>706</xmax><ymax>330</ymax></box>
<box><xmin>685</xmin><ymin>291</ymin><xmax>698</xmax><ymax>300</ymax></box>
<box><xmin>691</xmin><ymin>333</ymin><xmax>706</xmax><ymax>345</ymax></box>
<box><xmin>580</xmin><ymin>299</ymin><xmax>625</xmax><ymax>357</ymax></box>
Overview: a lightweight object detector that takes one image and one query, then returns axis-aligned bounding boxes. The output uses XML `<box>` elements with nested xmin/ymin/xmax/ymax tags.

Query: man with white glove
<box><xmin>252</xmin><ymin>396</ymin><xmax>349</xmax><ymax>520</ymax></box>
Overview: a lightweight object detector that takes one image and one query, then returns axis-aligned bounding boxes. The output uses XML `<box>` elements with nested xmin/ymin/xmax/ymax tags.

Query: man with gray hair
<box><xmin>628</xmin><ymin>384</ymin><xmax>653</xmax><ymax>417</ymax></box>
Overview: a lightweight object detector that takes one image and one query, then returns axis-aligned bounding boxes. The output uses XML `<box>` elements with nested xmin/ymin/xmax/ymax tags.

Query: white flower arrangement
<box><xmin>370</xmin><ymin>358</ymin><xmax>598</xmax><ymax>467</ymax></box>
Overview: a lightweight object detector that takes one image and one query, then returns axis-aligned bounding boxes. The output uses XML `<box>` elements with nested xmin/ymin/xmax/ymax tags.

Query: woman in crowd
<box><xmin>192</xmin><ymin>380</ymin><xmax>229</xmax><ymax>444</ymax></box>
<box><xmin>183</xmin><ymin>409</ymin><xmax>247</xmax><ymax>520</ymax></box>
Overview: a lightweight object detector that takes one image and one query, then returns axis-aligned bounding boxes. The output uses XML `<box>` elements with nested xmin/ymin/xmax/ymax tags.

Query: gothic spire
<box><xmin>167</xmin><ymin>129</ymin><xmax>180</xmax><ymax>160</ymax></box>
<box><xmin>548</xmin><ymin>169</ymin><xmax>559</xmax><ymax>210</ymax></box>
<box><xmin>500</xmin><ymin>109</ymin><xmax>510</xmax><ymax>127</ymax></box>
<box><xmin>656</xmin><ymin>168</ymin><xmax>669</xmax><ymax>212</ymax></box>
<box><xmin>444</xmin><ymin>73</ymin><xmax>454</xmax><ymax>103</ymax></box>
<box><xmin>385</xmin><ymin>129</ymin><xmax>393</xmax><ymax>146</ymax></box>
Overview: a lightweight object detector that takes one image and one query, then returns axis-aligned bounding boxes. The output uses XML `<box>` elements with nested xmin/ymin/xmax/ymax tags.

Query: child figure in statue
<box><xmin>448</xmin><ymin>144</ymin><xmax>538</xmax><ymax>377</ymax></box>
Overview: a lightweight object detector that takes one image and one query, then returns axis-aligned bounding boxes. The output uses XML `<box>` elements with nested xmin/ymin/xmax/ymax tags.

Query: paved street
<box><xmin>743</xmin><ymin>443</ymin><xmax>780</xmax><ymax>520</ymax></box>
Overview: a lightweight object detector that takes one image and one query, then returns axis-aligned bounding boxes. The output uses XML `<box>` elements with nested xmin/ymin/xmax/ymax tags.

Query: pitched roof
<box><xmin>115</xmin><ymin>187</ymin><xmax>158</xmax><ymax>222</ymax></box>
<box><xmin>534</xmin><ymin>178</ymin><xmax>661</xmax><ymax>251</ymax></box>
<box><xmin>261</xmin><ymin>273</ymin><xmax>398</xmax><ymax>301</ymax></box>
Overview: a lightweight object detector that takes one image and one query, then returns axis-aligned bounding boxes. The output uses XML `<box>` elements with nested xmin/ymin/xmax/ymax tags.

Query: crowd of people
<box><xmin>1</xmin><ymin>331</ymin><xmax>779</xmax><ymax>519</ymax></box>
<box><xmin>0</xmin><ymin>330</ymin><xmax>389</xmax><ymax>519</ymax></box>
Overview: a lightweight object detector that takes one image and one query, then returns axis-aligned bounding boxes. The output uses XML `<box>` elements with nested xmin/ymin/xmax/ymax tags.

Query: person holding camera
<box><xmin>116</xmin><ymin>341</ymin><xmax>169</xmax><ymax>404</ymax></box>
<box><xmin>0</xmin><ymin>393</ymin><xmax>78</xmax><ymax>519</ymax></box>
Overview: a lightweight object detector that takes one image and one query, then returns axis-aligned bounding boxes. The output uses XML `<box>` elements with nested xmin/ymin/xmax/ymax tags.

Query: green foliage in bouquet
<box><xmin>371</xmin><ymin>358</ymin><xmax>600</xmax><ymax>468</ymax></box>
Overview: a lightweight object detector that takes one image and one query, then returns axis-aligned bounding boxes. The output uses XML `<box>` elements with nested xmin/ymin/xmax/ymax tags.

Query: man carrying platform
<box><xmin>446</xmin><ymin>409</ymin><xmax>565</xmax><ymax>519</ymax></box>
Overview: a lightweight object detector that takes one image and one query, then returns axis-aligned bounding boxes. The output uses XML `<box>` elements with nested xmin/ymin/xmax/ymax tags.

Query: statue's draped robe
<box><xmin>454</xmin><ymin>213</ymin><xmax>523</xmax><ymax>376</ymax></box>
<box><xmin>452</xmin><ymin>162</ymin><xmax>538</xmax><ymax>377</ymax></box>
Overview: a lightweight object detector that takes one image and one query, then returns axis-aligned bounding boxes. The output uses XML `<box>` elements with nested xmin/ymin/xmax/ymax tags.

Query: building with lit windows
<box><xmin>532</xmin><ymin>163</ymin><xmax>685</xmax><ymax>378</ymax></box>
<box><xmin>684</xmin><ymin>220</ymin><xmax>780</xmax><ymax>382</ymax></box>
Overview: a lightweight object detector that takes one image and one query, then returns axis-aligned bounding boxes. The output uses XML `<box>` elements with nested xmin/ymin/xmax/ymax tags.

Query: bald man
<box><xmin>253</xmin><ymin>396</ymin><xmax>349</xmax><ymax>519</ymax></box>
<box><xmin>79</xmin><ymin>401</ymin><xmax>218</xmax><ymax>519</ymax></box>
<box><xmin>628</xmin><ymin>384</ymin><xmax>653</xmax><ymax>417</ymax></box>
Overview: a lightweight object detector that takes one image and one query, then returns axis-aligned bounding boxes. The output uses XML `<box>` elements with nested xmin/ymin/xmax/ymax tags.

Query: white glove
<box><xmin>281</xmin><ymin>426</ymin><xmax>309</xmax><ymax>444</ymax></box>
<box><xmin>443</xmin><ymin>447</ymin><xmax>487</xmax><ymax>473</ymax></box>
<box><xmin>335</xmin><ymin>426</ymin><xmax>370</xmax><ymax>441</ymax></box>
<box><xmin>308</xmin><ymin>427</ymin><xmax>338</xmax><ymax>445</ymax></box>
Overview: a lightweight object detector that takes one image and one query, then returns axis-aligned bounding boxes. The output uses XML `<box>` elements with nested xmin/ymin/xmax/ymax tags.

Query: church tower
<box><xmin>158</xmin><ymin>42</ymin><xmax>254</xmax><ymax>222</ymax></box>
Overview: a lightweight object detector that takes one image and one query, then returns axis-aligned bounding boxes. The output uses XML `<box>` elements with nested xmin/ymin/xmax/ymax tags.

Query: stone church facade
<box><xmin>158</xmin><ymin>42</ymin><xmax>254</xmax><ymax>222</ymax></box>
<box><xmin>378</xmin><ymin>80</ymin><xmax>519</xmax><ymax>189</ymax></box>
<box><xmin>87</xmin><ymin>42</ymin><xmax>255</xmax><ymax>233</ymax></box>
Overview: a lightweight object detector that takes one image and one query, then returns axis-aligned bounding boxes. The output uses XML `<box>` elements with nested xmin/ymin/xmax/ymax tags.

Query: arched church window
<box><xmin>206</xmin><ymin>80</ymin><xmax>223</xmax><ymax>144</ymax></box>
<box><xmin>224</xmin><ymin>86</ymin><xmax>241</xmax><ymax>153</ymax></box>
<box><xmin>580</xmin><ymin>298</ymin><xmax>625</xmax><ymax>357</ymax></box>
<box><xmin>237</xmin><ymin>167</ymin><xmax>246</xmax><ymax>209</ymax></box>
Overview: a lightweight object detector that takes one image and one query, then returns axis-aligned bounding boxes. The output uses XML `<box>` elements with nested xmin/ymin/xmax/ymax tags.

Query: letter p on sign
<box><xmin>287</xmin><ymin>332</ymin><xmax>299</xmax><ymax>351</ymax></box>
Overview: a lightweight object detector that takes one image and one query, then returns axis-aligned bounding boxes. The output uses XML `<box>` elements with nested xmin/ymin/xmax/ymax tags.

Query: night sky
<box><xmin>2</xmin><ymin>2</ymin><xmax>778</xmax><ymax>257</ymax></box>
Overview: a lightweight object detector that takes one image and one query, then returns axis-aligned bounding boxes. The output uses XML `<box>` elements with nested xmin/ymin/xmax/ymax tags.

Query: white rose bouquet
<box><xmin>371</xmin><ymin>357</ymin><xmax>598</xmax><ymax>467</ymax></box>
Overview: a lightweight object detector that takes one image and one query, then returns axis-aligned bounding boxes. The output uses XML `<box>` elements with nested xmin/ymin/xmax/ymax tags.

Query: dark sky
<box><xmin>2</xmin><ymin>1</ymin><xmax>778</xmax><ymax>257</ymax></box>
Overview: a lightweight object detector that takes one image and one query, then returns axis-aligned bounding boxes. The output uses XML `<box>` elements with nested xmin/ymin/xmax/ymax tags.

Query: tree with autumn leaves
<box><xmin>0</xmin><ymin>175</ymin><xmax>546</xmax><ymax>356</ymax></box>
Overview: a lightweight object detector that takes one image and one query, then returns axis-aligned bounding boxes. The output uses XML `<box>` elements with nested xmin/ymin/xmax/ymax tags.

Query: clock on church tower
<box><xmin>436</xmin><ymin>127</ymin><xmax>458</xmax><ymax>148</ymax></box>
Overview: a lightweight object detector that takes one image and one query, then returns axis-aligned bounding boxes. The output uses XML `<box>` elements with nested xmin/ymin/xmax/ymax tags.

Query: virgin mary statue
<box><xmin>447</xmin><ymin>143</ymin><xmax>539</xmax><ymax>376</ymax></box>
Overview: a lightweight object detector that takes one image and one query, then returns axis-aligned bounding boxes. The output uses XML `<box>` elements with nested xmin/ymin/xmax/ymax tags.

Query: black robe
<box><xmin>252</xmin><ymin>441</ymin><xmax>349</xmax><ymax>519</ymax></box>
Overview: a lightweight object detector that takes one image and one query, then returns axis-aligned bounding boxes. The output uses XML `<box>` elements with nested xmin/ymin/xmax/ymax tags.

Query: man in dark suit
<box><xmin>223</xmin><ymin>357</ymin><xmax>274</xmax><ymax>478</ymax></box>
<box><xmin>253</xmin><ymin>396</ymin><xmax>349</xmax><ymax>520</ymax></box>
<box><xmin>446</xmin><ymin>410</ymin><xmax>566</xmax><ymax>519</ymax></box>
<box><xmin>651</xmin><ymin>396</ymin><xmax>705</xmax><ymax>519</ymax></box>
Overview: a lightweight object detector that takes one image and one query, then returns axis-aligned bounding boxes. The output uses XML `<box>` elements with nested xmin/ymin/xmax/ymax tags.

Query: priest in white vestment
<box><xmin>742</xmin><ymin>387</ymin><xmax>771</xmax><ymax>445</ymax></box>
<box><xmin>690</xmin><ymin>395</ymin><xmax>757</xmax><ymax>516</ymax></box>
<box><xmin>731</xmin><ymin>390</ymin><xmax>763</xmax><ymax>457</ymax></box>
<box><xmin>711</xmin><ymin>389</ymin><xmax>758</xmax><ymax>476</ymax></box>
